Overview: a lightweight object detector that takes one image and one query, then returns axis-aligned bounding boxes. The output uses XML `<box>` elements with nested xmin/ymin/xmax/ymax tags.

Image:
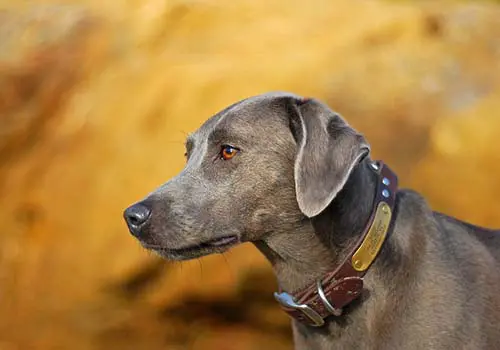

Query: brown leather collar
<box><xmin>274</xmin><ymin>161</ymin><xmax>398</xmax><ymax>327</ymax></box>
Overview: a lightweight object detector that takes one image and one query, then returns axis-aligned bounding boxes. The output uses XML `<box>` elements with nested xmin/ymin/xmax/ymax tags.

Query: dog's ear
<box><xmin>287</xmin><ymin>98</ymin><xmax>370</xmax><ymax>218</ymax></box>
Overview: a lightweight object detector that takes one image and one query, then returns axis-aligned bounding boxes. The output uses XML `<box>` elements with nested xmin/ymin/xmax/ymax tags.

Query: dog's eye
<box><xmin>220</xmin><ymin>145</ymin><xmax>239</xmax><ymax>160</ymax></box>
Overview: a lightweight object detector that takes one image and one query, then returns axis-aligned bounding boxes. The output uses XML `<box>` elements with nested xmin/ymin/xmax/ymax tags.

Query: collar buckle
<box><xmin>274</xmin><ymin>292</ymin><xmax>325</xmax><ymax>327</ymax></box>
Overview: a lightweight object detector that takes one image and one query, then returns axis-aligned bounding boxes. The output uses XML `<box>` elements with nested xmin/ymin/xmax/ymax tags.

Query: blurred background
<box><xmin>1</xmin><ymin>0</ymin><xmax>500</xmax><ymax>349</ymax></box>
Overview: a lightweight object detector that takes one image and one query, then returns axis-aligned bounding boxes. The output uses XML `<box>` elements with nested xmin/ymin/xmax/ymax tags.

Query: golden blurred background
<box><xmin>1</xmin><ymin>0</ymin><xmax>499</xmax><ymax>349</ymax></box>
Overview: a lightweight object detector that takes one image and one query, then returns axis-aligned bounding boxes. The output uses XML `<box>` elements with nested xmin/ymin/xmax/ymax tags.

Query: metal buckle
<box><xmin>274</xmin><ymin>292</ymin><xmax>325</xmax><ymax>327</ymax></box>
<box><xmin>316</xmin><ymin>281</ymin><xmax>343</xmax><ymax>316</ymax></box>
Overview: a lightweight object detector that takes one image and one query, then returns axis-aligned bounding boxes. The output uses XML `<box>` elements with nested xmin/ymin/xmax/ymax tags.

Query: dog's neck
<box><xmin>254</xmin><ymin>158</ymin><xmax>378</xmax><ymax>292</ymax></box>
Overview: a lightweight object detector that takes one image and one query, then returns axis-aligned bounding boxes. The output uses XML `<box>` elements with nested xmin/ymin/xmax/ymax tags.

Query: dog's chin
<box><xmin>140</xmin><ymin>235</ymin><xmax>241</xmax><ymax>261</ymax></box>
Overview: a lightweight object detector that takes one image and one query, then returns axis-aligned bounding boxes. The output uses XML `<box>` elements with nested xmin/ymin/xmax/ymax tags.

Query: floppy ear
<box><xmin>288</xmin><ymin>98</ymin><xmax>370</xmax><ymax>218</ymax></box>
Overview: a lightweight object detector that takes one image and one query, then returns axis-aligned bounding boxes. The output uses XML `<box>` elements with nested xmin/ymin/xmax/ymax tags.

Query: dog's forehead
<box><xmin>190</xmin><ymin>92</ymin><xmax>300</xmax><ymax>144</ymax></box>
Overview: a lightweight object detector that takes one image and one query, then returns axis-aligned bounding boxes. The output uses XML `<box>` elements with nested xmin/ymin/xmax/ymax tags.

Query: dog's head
<box><xmin>123</xmin><ymin>92</ymin><xmax>370</xmax><ymax>260</ymax></box>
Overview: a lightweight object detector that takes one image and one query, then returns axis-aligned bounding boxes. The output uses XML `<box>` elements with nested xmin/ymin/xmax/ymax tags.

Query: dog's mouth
<box><xmin>141</xmin><ymin>235</ymin><xmax>240</xmax><ymax>260</ymax></box>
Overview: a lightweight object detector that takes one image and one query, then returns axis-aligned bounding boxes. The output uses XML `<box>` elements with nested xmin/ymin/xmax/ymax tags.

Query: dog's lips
<box><xmin>141</xmin><ymin>235</ymin><xmax>240</xmax><ymax>260</ymax></box>
<box><xmin>207</xmin><ymin>235</ymin><xmax>239</xmax><ymax>247</ymax></box>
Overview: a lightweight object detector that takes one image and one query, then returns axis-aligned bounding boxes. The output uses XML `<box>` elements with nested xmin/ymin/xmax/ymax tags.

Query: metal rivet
<box><xmin>353</xmin><ymin>260</ymin><xmax>363</xmax><ymax>269</ymax></box>
<box><xmin>370</xmin><ymin>162</ymin><xmax>379</xmax><ymax>170</ymax></box>
<box><xmin>382</xmin><ymin>177</ymin><xmax>390</xmax><ymax>186</ymax></box>
<box><xmin>382</xmin><ymin>189</ymin><xmax>390</xmax><ymax>198</ymax></box>
<box><xmin>382</xmin><ymin>204</ymin><xmax>389</xmax><ymax>214</ymax></box>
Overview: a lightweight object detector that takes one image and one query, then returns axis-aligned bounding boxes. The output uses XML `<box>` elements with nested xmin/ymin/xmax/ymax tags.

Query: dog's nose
<box><xmin>123</xmin><ymin>202</ymin><xmax>152</xmax><ymax>236</ymax></box>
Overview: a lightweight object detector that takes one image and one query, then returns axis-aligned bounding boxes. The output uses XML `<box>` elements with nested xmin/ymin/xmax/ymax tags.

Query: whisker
<box><xmin>179</xmin><ymin>129</ymin><xmax>191</xmax><ymax>137</ymax></box>
<box><xmin>221</xmin><ymin>252</ymin><xmax>235</xmax><ymax>284</ymax></box>
<box><xmin>163</xmin><ymin>140</ymin><xmax>186</xmax><ymax>145</ymax></box>
<box><xmin>197</xmin><ymin>258</ymin><xmax>204</xmax><ymax>279</ymax></box>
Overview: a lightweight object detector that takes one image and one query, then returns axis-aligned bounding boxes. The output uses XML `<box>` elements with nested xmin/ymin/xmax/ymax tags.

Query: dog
<box><xmin>124</xmin><ymin>92</ymin><xmax>500</xmax><ymax>349</ymax></box>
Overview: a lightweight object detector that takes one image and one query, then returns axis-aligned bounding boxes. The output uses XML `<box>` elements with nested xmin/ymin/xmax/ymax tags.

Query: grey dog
<box><xmin>124</xmin><ymin>92</ymin><xmax>500</xmax><ymax>350</ymax></box>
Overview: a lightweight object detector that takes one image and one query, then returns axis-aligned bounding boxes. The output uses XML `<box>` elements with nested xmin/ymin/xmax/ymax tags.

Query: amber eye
<box><xmin>221</xmin><ymin>145</ymin><xmax>239</xmax><ymax>160</ymax></box>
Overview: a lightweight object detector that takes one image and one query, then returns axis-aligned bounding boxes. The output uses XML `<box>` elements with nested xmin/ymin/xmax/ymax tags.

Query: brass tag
<box><xmin>352</xmin><ymin>201</ymin><xmax>392</xmax><ymax>272</ymax></box>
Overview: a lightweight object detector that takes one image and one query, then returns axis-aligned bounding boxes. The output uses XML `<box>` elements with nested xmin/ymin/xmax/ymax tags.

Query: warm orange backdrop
<box><xmin>1</xmin><ymin>0</ymin><xmax>499</xmax><ymax>349</ymax></box>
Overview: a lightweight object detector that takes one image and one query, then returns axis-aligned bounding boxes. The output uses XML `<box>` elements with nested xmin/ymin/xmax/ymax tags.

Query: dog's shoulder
<box><xmin>432</xmin><ymin>211</ymin><xmax>500</xmax><ymax>257</ymax></box>
<box><xmin>395</xmin><ymin>189</ymin><xmax>500</xmax><ymax>258</ymax></box>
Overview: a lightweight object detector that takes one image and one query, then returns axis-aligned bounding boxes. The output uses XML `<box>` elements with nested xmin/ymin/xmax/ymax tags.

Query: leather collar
<box><xmin>274</xmin><ymin>161</ymin><xmax>398</xmax><ymax>327</ymax></box>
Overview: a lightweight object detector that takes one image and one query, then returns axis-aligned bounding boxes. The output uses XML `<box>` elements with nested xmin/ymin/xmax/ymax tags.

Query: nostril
<box><xmin>128</xmin><ymin>215</ymin><xmax>142</xmax><ymax>225</ymax></box>
<box><xmin>124</xmin><ymin>203</ymin><xmax>152</xmax><ymax>229</ymax></box>
<box><xmin>128</xmin><ymin>215</ymin><xmax>141</xmax><ymax>225</ymax></box>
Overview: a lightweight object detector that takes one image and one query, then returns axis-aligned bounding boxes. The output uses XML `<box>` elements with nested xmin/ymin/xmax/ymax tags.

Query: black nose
<box><xmin>124</xmin><ymin>202</ymin><xmax>152</xmax><ymax>236</ymax></box>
